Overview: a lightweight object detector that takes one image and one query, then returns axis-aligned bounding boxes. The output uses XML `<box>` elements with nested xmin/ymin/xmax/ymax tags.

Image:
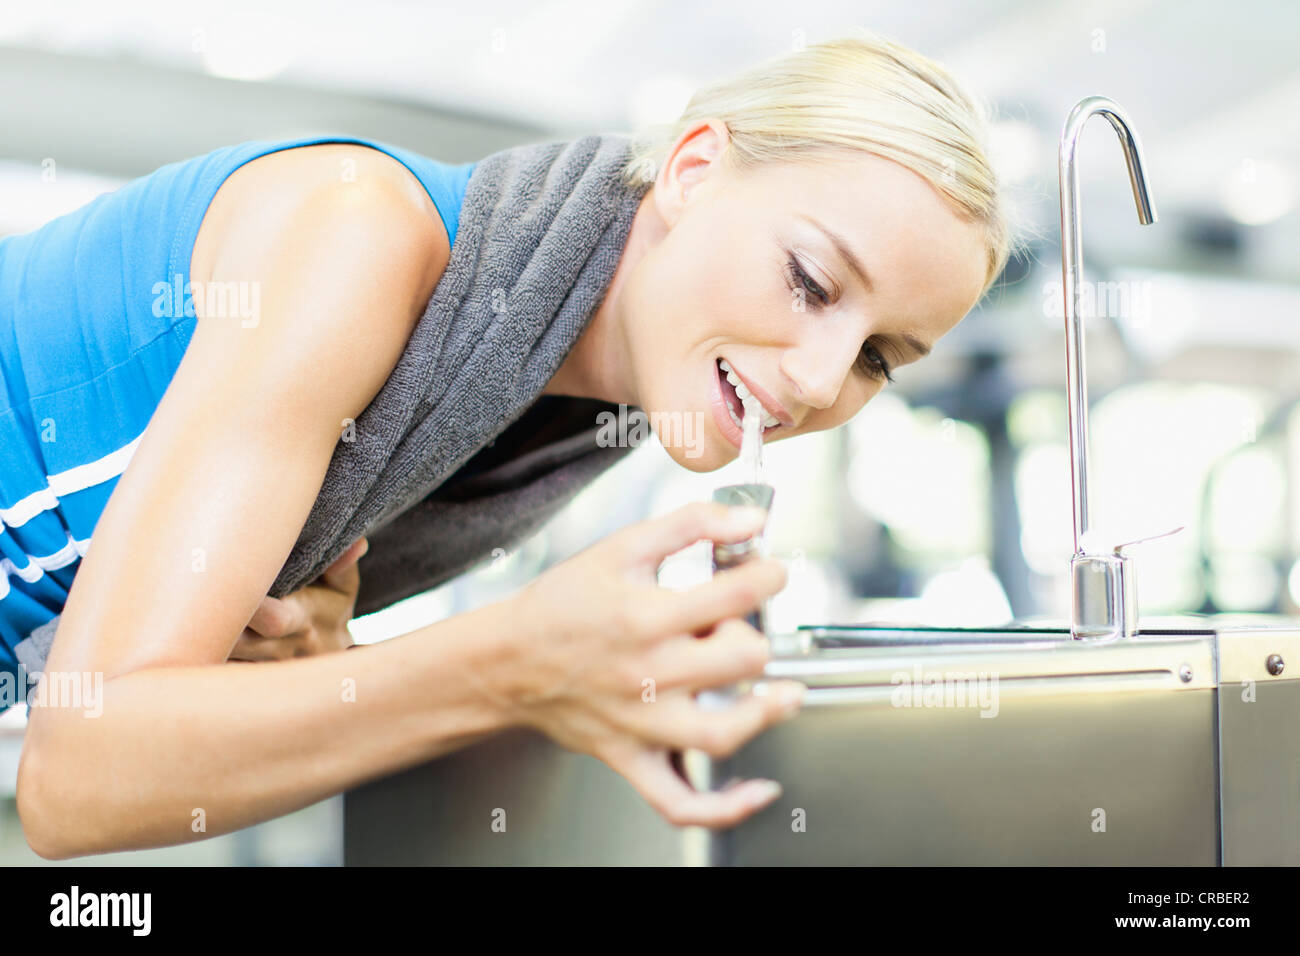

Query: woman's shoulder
<box><xmin>191</xmin><ymin>142</ymin><xmax>451</xmax><ymax>291</ymax></box>
<box><xmin>184</xmin><ymin>141</ymin><xmax>452</xmax><ymax>429</ymax></box>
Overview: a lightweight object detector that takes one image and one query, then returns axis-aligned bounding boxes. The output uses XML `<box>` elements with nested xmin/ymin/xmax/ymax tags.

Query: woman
<box><xmin>7</xmin><ymin>30</ymin><xmax>1010</xmax><ymax>857</ymax></box>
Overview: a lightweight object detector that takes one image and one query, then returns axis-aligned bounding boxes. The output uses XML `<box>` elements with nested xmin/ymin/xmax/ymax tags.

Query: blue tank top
<box><xmin>0</xmin><ymin>135</ymin><xmax>476</xmax><ymax>679</ymax></box>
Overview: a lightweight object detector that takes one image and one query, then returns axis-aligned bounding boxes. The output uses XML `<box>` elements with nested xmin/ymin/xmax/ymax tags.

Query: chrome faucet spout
<box><xmin>1059</xmin><ymin>95</ymin><xmax>1158</xmax><ymax>557</ymax></box>
<box><xmin>1058</xmin><ymin>96</ymin><xmax>1159</xmax><ymax>640</ymax></box>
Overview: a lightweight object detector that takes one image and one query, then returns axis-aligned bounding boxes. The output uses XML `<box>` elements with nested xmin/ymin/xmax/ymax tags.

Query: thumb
<box><xmin>626</xmin><ymin>502</ymin><xmax>767</xmax><ymax>573</ymax></box>
<box><xmin>247</xmin><ymin>594</ymin><xmax>311</xmax><ymax>639</ymax></box>
<box><xmin>321</xmin><ymin>537</ymin><xmax>368</xmax><ymax>591</ymax></box>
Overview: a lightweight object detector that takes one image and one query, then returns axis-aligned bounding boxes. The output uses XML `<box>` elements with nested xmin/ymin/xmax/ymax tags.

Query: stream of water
<box><xmin>739</xmin><ymin>393</ymin><xmax>764</xmax><ymax>485</ymax></box>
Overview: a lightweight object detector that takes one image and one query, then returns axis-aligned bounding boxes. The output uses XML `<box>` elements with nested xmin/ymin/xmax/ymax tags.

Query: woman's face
<box><xmin>588</xmin><ymin>119</ymin><xmax>991</xmax><ymax>472</ymax></box>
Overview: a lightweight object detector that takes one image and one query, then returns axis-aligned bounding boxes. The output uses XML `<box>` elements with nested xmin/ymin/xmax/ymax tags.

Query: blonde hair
<box><xmin>620</xmin><ymin>29</ymin><xmax>1014</xmax><ymax>297</ymax></box>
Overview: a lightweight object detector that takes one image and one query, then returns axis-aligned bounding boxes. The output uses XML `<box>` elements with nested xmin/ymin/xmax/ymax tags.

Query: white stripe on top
<box><xmin>0</xmin><ymin>432</ymin><xmax>138</xmax><ymax>600</ymax></box>
<box><xmin>1</xmin><ymin>432</ymin><xmax>142</xmax><ymax>529</ymax></box>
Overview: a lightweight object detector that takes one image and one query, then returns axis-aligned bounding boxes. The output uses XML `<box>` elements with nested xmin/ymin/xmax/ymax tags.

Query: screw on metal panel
<box><xmin>1178</xmin><ymin>663</ymin><xmax>1193</xmax><ymax>683</ymax></box>
<box><xmin>1266</xmin><ymin>654</ymin><xmax>1285</xmax><ymax>676</ymax></box>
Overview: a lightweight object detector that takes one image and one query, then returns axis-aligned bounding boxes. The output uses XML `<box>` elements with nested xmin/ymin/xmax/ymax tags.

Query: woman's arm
<box><xmin>22</xmin><ymin>599</ymin><xmax>521</xmax><ymax>858</ymax></box>
<box><xmin>229</xmin><ymin>536</ymin><xmax>369</xmax><ymax>661</ymax></box>
<box><xmin>16</xmin><ymin>146</ymin><xmax>484</xmax><ymax>858</ymax></box>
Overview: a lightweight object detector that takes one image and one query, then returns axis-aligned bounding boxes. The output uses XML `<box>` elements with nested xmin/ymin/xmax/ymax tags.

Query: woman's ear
<box><xmin>654</xmin><ymin>118</ymin><xmax>730</xmax><ymax>225</ymax></box>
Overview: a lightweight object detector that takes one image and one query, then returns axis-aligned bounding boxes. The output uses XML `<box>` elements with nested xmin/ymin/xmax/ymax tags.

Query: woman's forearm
<box><xmin>17</xmin><ymin>597</ymin><xmax>521</xmax><ymax>859</ymax></box>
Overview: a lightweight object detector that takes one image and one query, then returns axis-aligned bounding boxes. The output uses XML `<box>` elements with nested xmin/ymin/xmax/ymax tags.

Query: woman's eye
<box><xmin>784</xmin><ymin>249</ymin><xmax>892</xmax><ymax>385</ymax></box>
<box><xmin>786</xmin><ymin>254</ymin><xmax>831</xmax><ymax>307</ymax></box>
<box><xmin>857</xmin><ymin>344</ymin><xmax>895</xmax><ymax>384</ymax></box>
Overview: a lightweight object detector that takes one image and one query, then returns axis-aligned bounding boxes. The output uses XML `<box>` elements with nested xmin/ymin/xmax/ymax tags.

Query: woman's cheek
<box><xmin>842</xmin><ymin>381</ymin><xmax>878</xmax><ymax>420</ymax></box>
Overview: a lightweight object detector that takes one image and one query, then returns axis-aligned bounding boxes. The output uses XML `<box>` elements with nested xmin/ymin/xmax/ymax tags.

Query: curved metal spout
<box><xmin>1059</xmin><ymin>96</ymin><xmax>1158</xmax><ymax>558</ymax></box>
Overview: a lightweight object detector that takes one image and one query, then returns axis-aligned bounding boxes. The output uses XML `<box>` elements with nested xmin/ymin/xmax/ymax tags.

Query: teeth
<box><xmin>718</xmin><ymin>358</ymin><xmax>781</xmax><ymax>430</ymax></box>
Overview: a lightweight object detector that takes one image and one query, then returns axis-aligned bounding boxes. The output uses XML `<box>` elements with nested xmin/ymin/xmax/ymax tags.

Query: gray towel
<box><xmin>15</xmin><ymin>132</ymin><xmax>651</xmax><ymax>673</ymax></box>
<box><xmin>352</xmin><ymin>393</ymin><xmax>636</xmax><ymax>615</ymax></box>
<box><xmin>271</xmin><ymin>131</ymin><xmax>651</xmax><ymax>601</ymax></box>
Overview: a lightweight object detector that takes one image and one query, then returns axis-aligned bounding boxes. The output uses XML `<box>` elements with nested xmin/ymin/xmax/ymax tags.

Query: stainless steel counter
<box><xmin>344</xmin><ymin>616</ymin><xmax>1300</xmax><ymax>865</ymax></box>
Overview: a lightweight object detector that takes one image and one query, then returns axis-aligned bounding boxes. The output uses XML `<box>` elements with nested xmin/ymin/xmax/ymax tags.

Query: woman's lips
<box><xmin>712</xmin><ymin>357</ymin><xmax>779</xmax><ymax>449</ymax></box>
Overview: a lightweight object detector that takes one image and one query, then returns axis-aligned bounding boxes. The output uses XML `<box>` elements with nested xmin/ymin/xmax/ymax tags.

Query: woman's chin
<box><xmin>657</xmin><ymin>433</ymin><xmax>731</xmax><ymax>473</ymax></box>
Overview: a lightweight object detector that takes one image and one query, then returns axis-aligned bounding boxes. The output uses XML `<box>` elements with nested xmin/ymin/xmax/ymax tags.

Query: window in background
<box><xmin>1011</xmin><ymin>381</ymin><xmax>1275</xmax><ymax>619</ymax></box>
<box><xmin>841</xmin><ymin>392</ymin><xmax>1008</xmax><ymax>626</ymax></box>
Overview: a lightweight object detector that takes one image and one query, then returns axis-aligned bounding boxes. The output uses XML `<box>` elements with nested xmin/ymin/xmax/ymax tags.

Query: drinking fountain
<box><xmin>343</xmin><ymin>97</ymin><xmax>1300</xmax><ymax>867</ymax></box>
<box><xmin>1059</xmin><ymin>96</ymin><xmax>1182</xmax><ymax>641</ymax></box>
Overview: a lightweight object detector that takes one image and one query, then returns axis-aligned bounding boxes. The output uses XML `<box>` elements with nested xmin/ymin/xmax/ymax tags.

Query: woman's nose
<box><xmin>781</xmin><ymin>336</ymin><xmax>858</xmax><ymax>411</ymax></box>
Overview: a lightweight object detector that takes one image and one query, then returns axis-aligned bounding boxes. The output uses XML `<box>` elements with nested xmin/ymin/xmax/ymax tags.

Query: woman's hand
<box><xmin>229</xmin><ymin>537</ymin><xmax>369</xmax><ymax>661</ymax></box>
<box><xmin>495</xmin><ymin>502</ymin><xmax>803</xmax><ymax>830</ymax></box>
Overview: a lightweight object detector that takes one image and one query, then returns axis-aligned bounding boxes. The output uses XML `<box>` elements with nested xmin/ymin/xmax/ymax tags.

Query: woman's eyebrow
<box><xmin>902</xmin><ymin>333</ymin><xmax>931</xmax><ymax>358</ymax></box>
<box><xmin>795</xmin><ymin>214</ymin><xmax>934</xmax><ymax>360</ymax></box>
<box><xmin>798</xmin><ymin>213</ymin><xmax>874</xmax><ymax>293</ymax></box>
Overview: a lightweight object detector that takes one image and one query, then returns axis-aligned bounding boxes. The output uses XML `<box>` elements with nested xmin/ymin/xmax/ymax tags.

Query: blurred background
<box><xmin>2</xmin><ymin>0</ymin><xmax>1298</xmax><ymax>863</ymax></box>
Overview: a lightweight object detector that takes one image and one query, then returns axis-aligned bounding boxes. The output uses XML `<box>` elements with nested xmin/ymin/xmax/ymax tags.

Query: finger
<box><xmin>629</xmin><ymin>678</ymin><xmax>803</xmax><ymax>756</ymax></box>
<box><xmin>229</xmin><ymin>628</ymin><xmax>290</xmax><ymax>662</ymax></box>
<box><xmin>686</xmin><ymin>679</ymin><xmax>806</xmax><ymax>757</ymax></box>
<box><xmin>652</xmin><ymin>557</ymin><xmax>787</xmax><ymax>637</ymax></box>
<box><xmin>623</xmin><ymin>502</ymin><xmax>769</xmax><ymax>575</ymax></box>
<box><xmin>609</xmin><ymin>745</ymin><xmax>782</xmax><ymax>829</ymax></box>
<box><xmin>246</xmin><ymin>594</ymin><xmax>311</xmax><ymax>639</ymax></box>
<box><xmin>643</xmin><ymin>619</ymin><xmax>770</xmax><ymax>690</ymax></box>
<box><xmin>232</xmin><ymin>629</ymin><xmax>341</xmax><ymax>659</ymax></box>
<box><xmin>320</xmin><ymin>537</ymin><xmax>368</xmax><ymax>593</ymax></box>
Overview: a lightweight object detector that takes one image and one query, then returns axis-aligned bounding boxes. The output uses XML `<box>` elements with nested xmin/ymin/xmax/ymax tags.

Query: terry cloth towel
<box><xmin>16</xmin><ymin>132</ymin><xmax>653</xmax><ymax>675</ymax></box>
